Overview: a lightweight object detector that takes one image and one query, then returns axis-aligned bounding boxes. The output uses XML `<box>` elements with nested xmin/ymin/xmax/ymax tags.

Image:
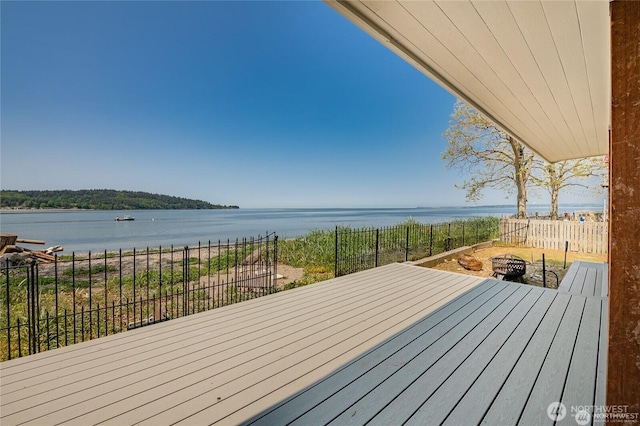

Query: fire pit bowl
<box><xmin>489</xmin><ymin>255</ymin><xmax>527</xmax><ymax>280</ymax></box>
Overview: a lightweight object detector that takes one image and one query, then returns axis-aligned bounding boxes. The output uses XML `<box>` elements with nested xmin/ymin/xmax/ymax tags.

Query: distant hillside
<box><xmin>0</xmin><ymin>190</ymin><xmax>239</xmax><ymax>210</ymax></box>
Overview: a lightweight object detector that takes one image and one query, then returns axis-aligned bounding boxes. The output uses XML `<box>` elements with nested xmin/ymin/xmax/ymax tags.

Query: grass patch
<box><xmin>279</xmin><ymin>229</ymin><xmax>335</xmax><ymax>271</ymax></box>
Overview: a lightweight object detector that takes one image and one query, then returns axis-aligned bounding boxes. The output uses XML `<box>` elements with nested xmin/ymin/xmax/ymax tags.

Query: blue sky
<box><xmin>1</xmin><ymin>1</ymin><xmax>602</xmax><ymax>208</ymax></box>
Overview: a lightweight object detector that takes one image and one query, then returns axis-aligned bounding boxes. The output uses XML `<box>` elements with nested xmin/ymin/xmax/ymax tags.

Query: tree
<box><xmin>531</xmin><ymin>158</ymin><xmax>608</xmax><ymax>220</ymax></box>
<box><xmin>442</xmin><ymin>100</ymin><xmax>535</xmax><ymax>218</ymax></box>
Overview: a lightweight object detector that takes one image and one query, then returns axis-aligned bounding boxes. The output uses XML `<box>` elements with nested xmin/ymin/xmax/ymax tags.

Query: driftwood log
<box><xmin>458</xmin><ymin>253</ymin><xmax>483</xmax><ymax>271</ymax></box>
<box><xmin>44</xmin><ymin>245</ymin><xmax>64</xmax><ymax>255</ymax></box>
<box><xmin>23</xmin><ymin>248</ymin><xmax>56</xmax><ymax>262</ymax></box>
<box><xmin>0</xmin><ymin>234</ymin><xmax>62</xmax><ymax>266</ymax></box>
<box><xmin>16</xmin><ymin>238</ymin><xmax>46</xmax><ymax>245</ymax></box>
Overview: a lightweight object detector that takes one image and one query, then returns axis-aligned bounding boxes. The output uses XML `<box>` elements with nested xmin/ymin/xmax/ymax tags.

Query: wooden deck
<box><xmin>558</xmin><ymin>260</ymin><xmax>608</xmax><ymax>299</ymax></box>
<box><xmin>0</xmin><ymin>262</ymin><xmax>607</xmax><ymax>425</ymax></box>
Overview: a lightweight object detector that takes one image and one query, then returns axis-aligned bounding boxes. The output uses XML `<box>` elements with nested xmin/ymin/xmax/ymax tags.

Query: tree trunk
<box><xmin>550</xmin><ymin>185</ymin><xmax>559</xmax><ymax>220</ymax></box>
<box><xmin>546</xmin><ymin>163</ymin><xmax>560</xmax><ymax>220</ymax></box>
<box><xmin>511</xmin><ymin>137</ymin><xmax>528</xmax><ymax>219</ymax></box>
<box><xmin>516</xmin><ymin>181</ymin><xmax>527</xmax><ymax>218</ymax></box>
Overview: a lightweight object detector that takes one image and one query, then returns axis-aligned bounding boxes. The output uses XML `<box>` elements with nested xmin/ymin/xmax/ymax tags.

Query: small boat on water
<box><xmin>115</xmin><ymin>215</ymin><xmax>135</xmax><ymax>221</ymax></box>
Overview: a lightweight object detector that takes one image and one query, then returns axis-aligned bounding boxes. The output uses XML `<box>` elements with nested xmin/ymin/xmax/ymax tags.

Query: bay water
<box><xmin>0</xmin><ymin>204</ymin><xmax>602</xmax><ymax>254</ymax></box>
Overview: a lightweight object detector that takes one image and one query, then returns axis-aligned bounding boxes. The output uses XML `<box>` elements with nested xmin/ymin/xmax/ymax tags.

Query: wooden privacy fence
<box><xmin>499</xmin><ymin>219</ymin><xmax>608</xmax><ymax>254</ymax></box>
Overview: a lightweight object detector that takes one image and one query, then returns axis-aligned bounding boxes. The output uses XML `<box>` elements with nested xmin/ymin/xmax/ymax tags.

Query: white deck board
<box><xmin>0</xmin><ymin>262</ymin><xmax>608</xmax><ymax>426</ymax></box>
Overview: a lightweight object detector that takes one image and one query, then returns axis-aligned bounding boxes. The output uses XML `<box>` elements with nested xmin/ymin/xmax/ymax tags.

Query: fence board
<box><xmin>499</xmin><ymin>219</ymin><xmax>608</xmax><ymax>254</ymax></box>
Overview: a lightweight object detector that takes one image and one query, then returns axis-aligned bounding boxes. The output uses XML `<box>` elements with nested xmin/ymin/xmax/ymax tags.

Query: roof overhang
<box><xmin>325</xmin><ymin>0</ymin><xmax>611</xmax><ymax>162</ymax></box>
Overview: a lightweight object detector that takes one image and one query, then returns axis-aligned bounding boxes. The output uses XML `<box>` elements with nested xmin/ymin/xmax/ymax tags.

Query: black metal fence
<box><xmin>0</xmin><ymin>234</ymin><xmax>278</xmax><ymax>361</ymax></box>
<box><xmin>335</xmin><ymin>219</ymin><xmax>499</xmax><ymax>277</ymax></box>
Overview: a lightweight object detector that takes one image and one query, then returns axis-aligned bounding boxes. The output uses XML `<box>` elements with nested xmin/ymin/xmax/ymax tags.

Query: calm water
<box><xmin>0</xmin><ymin>205</ymin><xmax>602</xmax><ymax>254</ymax></box>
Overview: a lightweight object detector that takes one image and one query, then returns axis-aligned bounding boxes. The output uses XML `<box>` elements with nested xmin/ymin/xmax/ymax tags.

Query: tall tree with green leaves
<box><xmin>442</xmin><ymin>100</ymin><xmax>535</xmax><ymax>218</ymax></box>
<box><xmin>531</xmin><ymin>158</ymin><xmax>608</xmax><ymax>220</ymax></box>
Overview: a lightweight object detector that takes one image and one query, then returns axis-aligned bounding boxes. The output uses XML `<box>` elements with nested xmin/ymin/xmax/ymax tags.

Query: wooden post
<box><xmin>608</xmin><ymin>0</ymin><xmax>640</xmax><ymax>419</ymax></box>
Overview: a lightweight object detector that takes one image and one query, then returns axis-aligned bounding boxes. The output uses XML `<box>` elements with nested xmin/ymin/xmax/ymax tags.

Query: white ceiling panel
<box><xmin>325</xmin><ymin>0</ymin><xmax>610</xmax><ymax>162</ymax></box>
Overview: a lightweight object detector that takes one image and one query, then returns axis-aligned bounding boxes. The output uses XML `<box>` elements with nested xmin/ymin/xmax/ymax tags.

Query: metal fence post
<box><xmin>405</xmin><ymin>226</ymin><xmax>410</xmax><ymax>262</ymax></box>
<box><xmin>334</xmin><ymin>226</ymin><xmax>339</xmax><ymax>277</ymax></box>
<box><xmin>375</xmin><ymin>229</ymin><xmax>379</xmax><ymax>268</ymax></box>
<box><xmin>273</xmin><ymin>235</ymin><xmax>278</xmax><ymax>290</ymax></box>
<box><xmin>4</xmin><ymin>262</ymin><xmax>11</xmax><ymax>359</ymax></box>
<box><xmin>183</xmin><ymin>246</ymin><xmax>189</xmax><ymax>316</ymax></box>
<box><xmin>429</xmin><ymin>225</ymin><xmax>433</xmax><ymax>257</ymax></box>
<box><xmin>27</xmin><ymin>259</ymin><xmax>38</xmax><ymax>355</ymax></box>
<box><xmin>542</xmin><ymin>253</ymin><xmax>547</xmax><ymax>288</ymax></box>
<box><xmin>72</xmin><ymin>253</ymin><xmax>76</xmax><ymax>344</ymax></box>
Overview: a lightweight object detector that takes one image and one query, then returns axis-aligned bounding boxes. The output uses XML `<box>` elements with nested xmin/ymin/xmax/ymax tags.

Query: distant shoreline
<box><xmin>0</xmin><ymin>207</ymin><xmax>239</xmax><ymax>213</ymax></box>
<box><xmin>1</xmin><ymin>207</ymin><xmax>90</xmax><ymax>212</ymax></box>
<box><xmin>0</xmin><ymin>189</ymin><xmax>239</xmax><ymax>210</ymax></box>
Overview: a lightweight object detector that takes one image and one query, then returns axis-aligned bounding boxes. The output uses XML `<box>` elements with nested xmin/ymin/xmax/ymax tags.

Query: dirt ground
<box><xmin>275</xmin><ymin>264</ymin><xmax>305</xmax><ymax>287</ymax></box>
<box><xmin>427</xmin><ymin>246</ymin><xmax>607</xmax><ymax>289</ymax></box>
